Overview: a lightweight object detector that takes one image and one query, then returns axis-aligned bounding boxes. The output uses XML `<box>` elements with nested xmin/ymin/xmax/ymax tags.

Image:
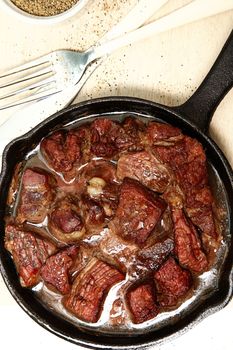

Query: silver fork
<box><xmin>0</xmin><ymin>0</ymin><xmax>232</xmax><ymax>111</ymax></box>
<box><xmin>0</xmin><ymin>0</ymin><xmax>169</xmax><ymax>111</ymax></box>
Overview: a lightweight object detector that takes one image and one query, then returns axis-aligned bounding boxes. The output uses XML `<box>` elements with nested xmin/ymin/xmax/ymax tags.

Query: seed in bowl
<box><xmin>10</xmin><ymin>0</ymin><xmax>80</xmax><ymax>16</ymax></box>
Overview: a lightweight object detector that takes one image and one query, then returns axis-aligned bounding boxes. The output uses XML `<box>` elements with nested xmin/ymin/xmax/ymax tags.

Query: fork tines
<box><xmin>0</xmin><ymin>57</ymin><xmax>58</xmax><ymax>110</ymax></box>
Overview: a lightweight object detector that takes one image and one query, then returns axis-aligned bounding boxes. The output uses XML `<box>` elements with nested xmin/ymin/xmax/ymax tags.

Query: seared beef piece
<box><xmin>5</xmin><ymin>224</ymin><xmax>56</xmax><ymax>287</ymax></box>
<box><xmin>153</xmin><ymin>142</ymin><xmax>187</xmax><ymax>168</ymax></box>
<box><xmin>176</xmin><ymin>160</ymin><xmax>208</xmax><ymax>191</ymax></box>
<box><xmin>154</xmin><ymin>257</ymin><xmax>192</xmax><ymax>307</ymax></box>
<box><xmin>41</xmin><ymin>246</ymin><xmax>79</xmax><ymax>294</ymax></box>
<box><xmin>115</xmin><ymin>117</ymin><xmax>145</xmax><ymax>152</ymax></box>
<box><xmin>73</xmin><ymin>124</ymin><xmax>92</xmax><ymax>163</ymax></box>
<box><xmin>137</xmin><ymin>238</ymin><xmax>174</xmax><ymax>271</ymax></box>
<box><xmin>17</xmin><ymin>168</ymin><xmax>54</xmax><ymax>224</ymax></box>
<box><xmin>154</xmin><ymin>136</ymin><xmax>205</xmax><ymax>170</ymax></box>
<box><xmin>172</xmin><ymin>209</ymin><xmax>208</xmax><ymax>273</ymax></box>
<box><xmin>99</xmin><ymin>229</ymin><xmax>139</xmax><ymax>273</ymax></box>
<box><xmin>154</xmin><ymin>136</ymin><xmax>217</xmax><ymax>241</ymax></box>
<box><xmin>48</xmin><ymin>198</ymin><xmax>85</xmax><ymax>243</ymax></box>
<box><xmin>64</xmin><ymin>258</ymin><xmax>124</xmax><ymax>323</ymax></box>
<box><xmin>146</xmin><ymin>122</ymin><xmax>183</xmax><ymax>145</ymax></box>
<box><xmin>126</xmin><ymin>283</ymin><xmax>158</xmax><ymax>323</ymax></box>
<box><xmin>90</xmin><ymin>118</ymin><xmax>121</xmax><ymax>157</ymax></box>
<box><xmin>117</xmin><ymin>150</ymin><xmax>170</xmax><ymax>193</ymax></box>
<box><xmin>184</xmin><ymin>186</ymin><xmax>217</xmax><ymax>241</ymax></box>
<box><xmin>41</xmin><ymin>130</ymin><xmax>81</xmax><ymax>180</ymax></box>
<box><xmin>110</xmin><ymin>178</ymin><xmax>167</xmax><ymax>245</ymax></box>
<box><xmin>81</xmin><ymin>195</ymin><xmax>106</xmax><ymax>227</ymax></box>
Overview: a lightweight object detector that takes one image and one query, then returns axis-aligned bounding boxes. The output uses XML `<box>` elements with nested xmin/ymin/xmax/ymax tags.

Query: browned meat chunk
<box><xmin>115</xmin><ymin>116</ymin><xmax>145</xmax><ymax>152</ymax></box>
<box><xmin>110</xmin><ymin>178</ymin><xmax>167</xmax><ymax>245</ymax></box>
<box><xmin>172</xmin><ymin>209</ymin><xmax>208</xmax><ymax>273</ymax></box>
<box><xmin>137</xmin><ymin>238</ymin><xmax>174</xmax><ymax>271</ymax></box>
<box><xmin>147</xmin><ymin>122</ymin><xmax>182</xmax><ymax>145</ymax></box>
<box><xmin>126</xmin><ymin>283</ymin><xmax>158</xmax><ymax>323</ymax></box>
<box><xmin>48</xmin><ymin>197</ymin><xmax>85</xmax><ymax>243</ymax></box>
<box><xmin>4</xmin><ymin>224</ymin><xmax>56</xmax><ymax>287</ymax></box>
<box><xmin>99</xmin><ymin>229</ymin><xmax>139</xmax><ymax>273</ymax></box>
<box><xmin>117</xmin><ymin>151</ymin><xmax>170</xmax><ymax>193</ymax></box>
<box><xmin>41</xmin><ymin>246</ymin><xmax>79</xmax><ymax>294</ymax></box>
<box><xmin>41</xmin><ymin>130</ymin><xmax>81</xmax><ymax>180</ymax></box>
<box><xmin>90</xmin><ymin>117</ymin><xmax>145</xmax><ymax>157</ymax></box>
<box><xmin>81</xmin><ymin>195</ymin><xmax>106</xmax><ymax>228</ymax></box>
<box><xmin>90</xmin><ymin>118</ymin><xmax>121</xmax><ymax>157</ymax></box>
<box><xmin>154</xmin><ymin>257</ymin><xmax>192</xmax><ymax>307</ymax></box>
<box><xmin>176</xmin><ymin>160</ymin><xmax>208</xmax><ymax>191</ymax></box>
<box><xmin>154</xmin><ymin>136</ymin><xmax>205</xmax><ymax>168</ymax></box>
<box><xmin>153</xmin><ymin>142</ymin><xmax>186</xmax><ymax>168</ymax></box>
<box><xmin>17</xmin><ymin>168</ymin><xmax>54</xmax><ymax>224</ymax></box>
<box><xmin>154</xmin><ymin>136</ymin><xmax>217</xmax><ymax>243</ymax></box>
<box><xmin>64</xmin><ymin>258</ymin><xmax>124</xmax><ymax>323</ymax></box>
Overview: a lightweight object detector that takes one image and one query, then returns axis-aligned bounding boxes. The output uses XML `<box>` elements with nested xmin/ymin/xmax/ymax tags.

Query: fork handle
<box><xmin>87</xmin><ymin>0</ymin><xmax>233</xmax><ymax>62</ymax></box>
<box><xmin>100</xmin><ymin>0</ymin><xmax>169</xmax><ymax>42</ymax></box>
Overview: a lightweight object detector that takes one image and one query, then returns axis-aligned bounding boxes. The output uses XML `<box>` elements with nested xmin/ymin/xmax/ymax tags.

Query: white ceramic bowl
<box><xmin>1</xmin><ymin>0</ymin><xmax>89</xmax><ymax>24</ymax></box>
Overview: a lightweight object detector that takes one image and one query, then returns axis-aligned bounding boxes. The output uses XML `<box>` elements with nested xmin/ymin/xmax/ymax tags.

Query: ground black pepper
<box><xmin>11</xmin><ymin>0</ymin><xmax>79</xmax><ymax>17</ymax></box>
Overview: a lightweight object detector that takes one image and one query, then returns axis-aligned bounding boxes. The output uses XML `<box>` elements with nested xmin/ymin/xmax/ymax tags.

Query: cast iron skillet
<box><xmin>0</xmin><ymin>29</ymin><xmax>233</xmax><ymax>349</ymax></box>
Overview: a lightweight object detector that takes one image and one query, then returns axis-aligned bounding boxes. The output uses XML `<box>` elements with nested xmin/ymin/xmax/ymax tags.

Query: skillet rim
<box><xmin>0</xmin><ymin>96</ymin><xmax>233</xmax><ymax>349</ymax></box>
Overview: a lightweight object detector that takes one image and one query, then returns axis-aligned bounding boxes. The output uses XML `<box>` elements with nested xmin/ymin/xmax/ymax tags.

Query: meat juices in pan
<box><xmin>4</xmin><ymin>116</ymin><xmax>222</xmax><ymax>328</ymax></box>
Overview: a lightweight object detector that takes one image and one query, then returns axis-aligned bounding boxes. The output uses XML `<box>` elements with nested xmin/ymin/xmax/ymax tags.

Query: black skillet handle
<box><xmin>172</xmin><ymin>29</ymin><xmax>233</xmax><ymax>133</ymax></box>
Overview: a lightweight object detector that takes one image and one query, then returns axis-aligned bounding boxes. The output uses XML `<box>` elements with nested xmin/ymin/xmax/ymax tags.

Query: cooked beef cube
<box><xmin>185</xmin><ymin>187</ymin><xmax>217</xmax><ymax>239</ymax></box>
<box><xmin>183</xmin><ymin>136</ymin><xmax>206</xmax><ymax>163</ymax></box>
<box><xmin>41</xmin><ymin>246</ymin><xmax>79</xmax><ymax>294</ymax></box>
<box><xmin>137</xmin><ymin>238</ymin><xmax>174</xmax><ymax>271</ymax></box>
<box><xmin>81</xmin><ymin>195</ymin><xmax>106</xmax><ymax>227</ymax></box>
<box><xmin>99</xmin><ymin>229</ymin><xmax>139</xmax><ymax>272</ymax></box>
<box><xmin>17</xmin><ymin>168</ymin><xmax>54</xmax><ymax>224</ymax></box>
<box><xmin>64</xmin><ymin>258</ymin><xmax>124</xmax><ymax>323</ymax></box>
<box><xmin>154</xmin><ymin>135</ymin><xmax>218</xmax><ymax>244</ymax></box>
<box><xmin>73</xmin><ymin>124</ymin><xmax>92</xmax><ymax>163</ymax></box>
<box><xmin>90</xmin><ymin>117</ymin><xmax>144</xmax><ymax>157</ymax></box>
<box><xmin>176</xmin><ymin>160</ymin><xmax>208</xmax><ymax>191</ymax></box>
<box><xmin>147</xmin><ymin>122</ymin><xmax>182</xmax><ymax>145</ymax></box>
<box><xmin>91</xmin><ymin>143</ymin><xmax>118</xmax><ymax>158</ymax></box>
<box><xmin>117</xmin><ymin>151</ymin><xmax>170</xmax><ymax>193</ymax></box>
<box><xmin>155</xmin><ymin>136</ymin><xmax>205</xmax><ymax>167</ymax></box>
<box><xmin>91</xmin><ymin>118</ymin><xmax>120</xmax><ymax>140</ymax></box>
<box><xmin>48</xmin><ymin>198</ymin><xmax>85</xmax><ymax>243</ymax></box>
<box><xmin>172</xmin><ymin>209</ymin><xmax>208</xmax><ymax>273</ymax></box>
<box><xmin>115</xmin><ymin>117</ymin><xmax>145</xmax><ymax>152</ymax></box>
<box><xmin>51</xmin><ymin>206</ymin><xmax>83</xmax><ymax>233</ymax></box>
<box><xmin>153</xmin><ymin>142</ymin><xmax>186</xmax><ymax>168</ymax></box>
<box><xmin>41</xmin><ymin>130</ymin><xmax>81</xmax><ymax>180</ymax></box>
<box><xmin>187</xmin><ymin>207</ymin><xmax>217</xmax><ymax>242</ymax></box>
<box><xmin>90</xmin><ymin>118</ymin><xmax>121</xmax><ymax>157</ymax></box>
<box><xmin>5</xmin><ymin>224</ymin><xmax>56</xmax><ymax>287</ymax></box>
<box><xmin>126</xmin><ymin>283</ymin><xmax>158</xmax><ymax>323</ymax></box>
<box><xmin>110</xmin><ymin>178</ymin><xmax>167</xmax><ymax>245</ymax></box>
<box><xmin>154</xmin><ymin>257</ymin><xmax>192</xmax><ymax>307</ymax></box>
